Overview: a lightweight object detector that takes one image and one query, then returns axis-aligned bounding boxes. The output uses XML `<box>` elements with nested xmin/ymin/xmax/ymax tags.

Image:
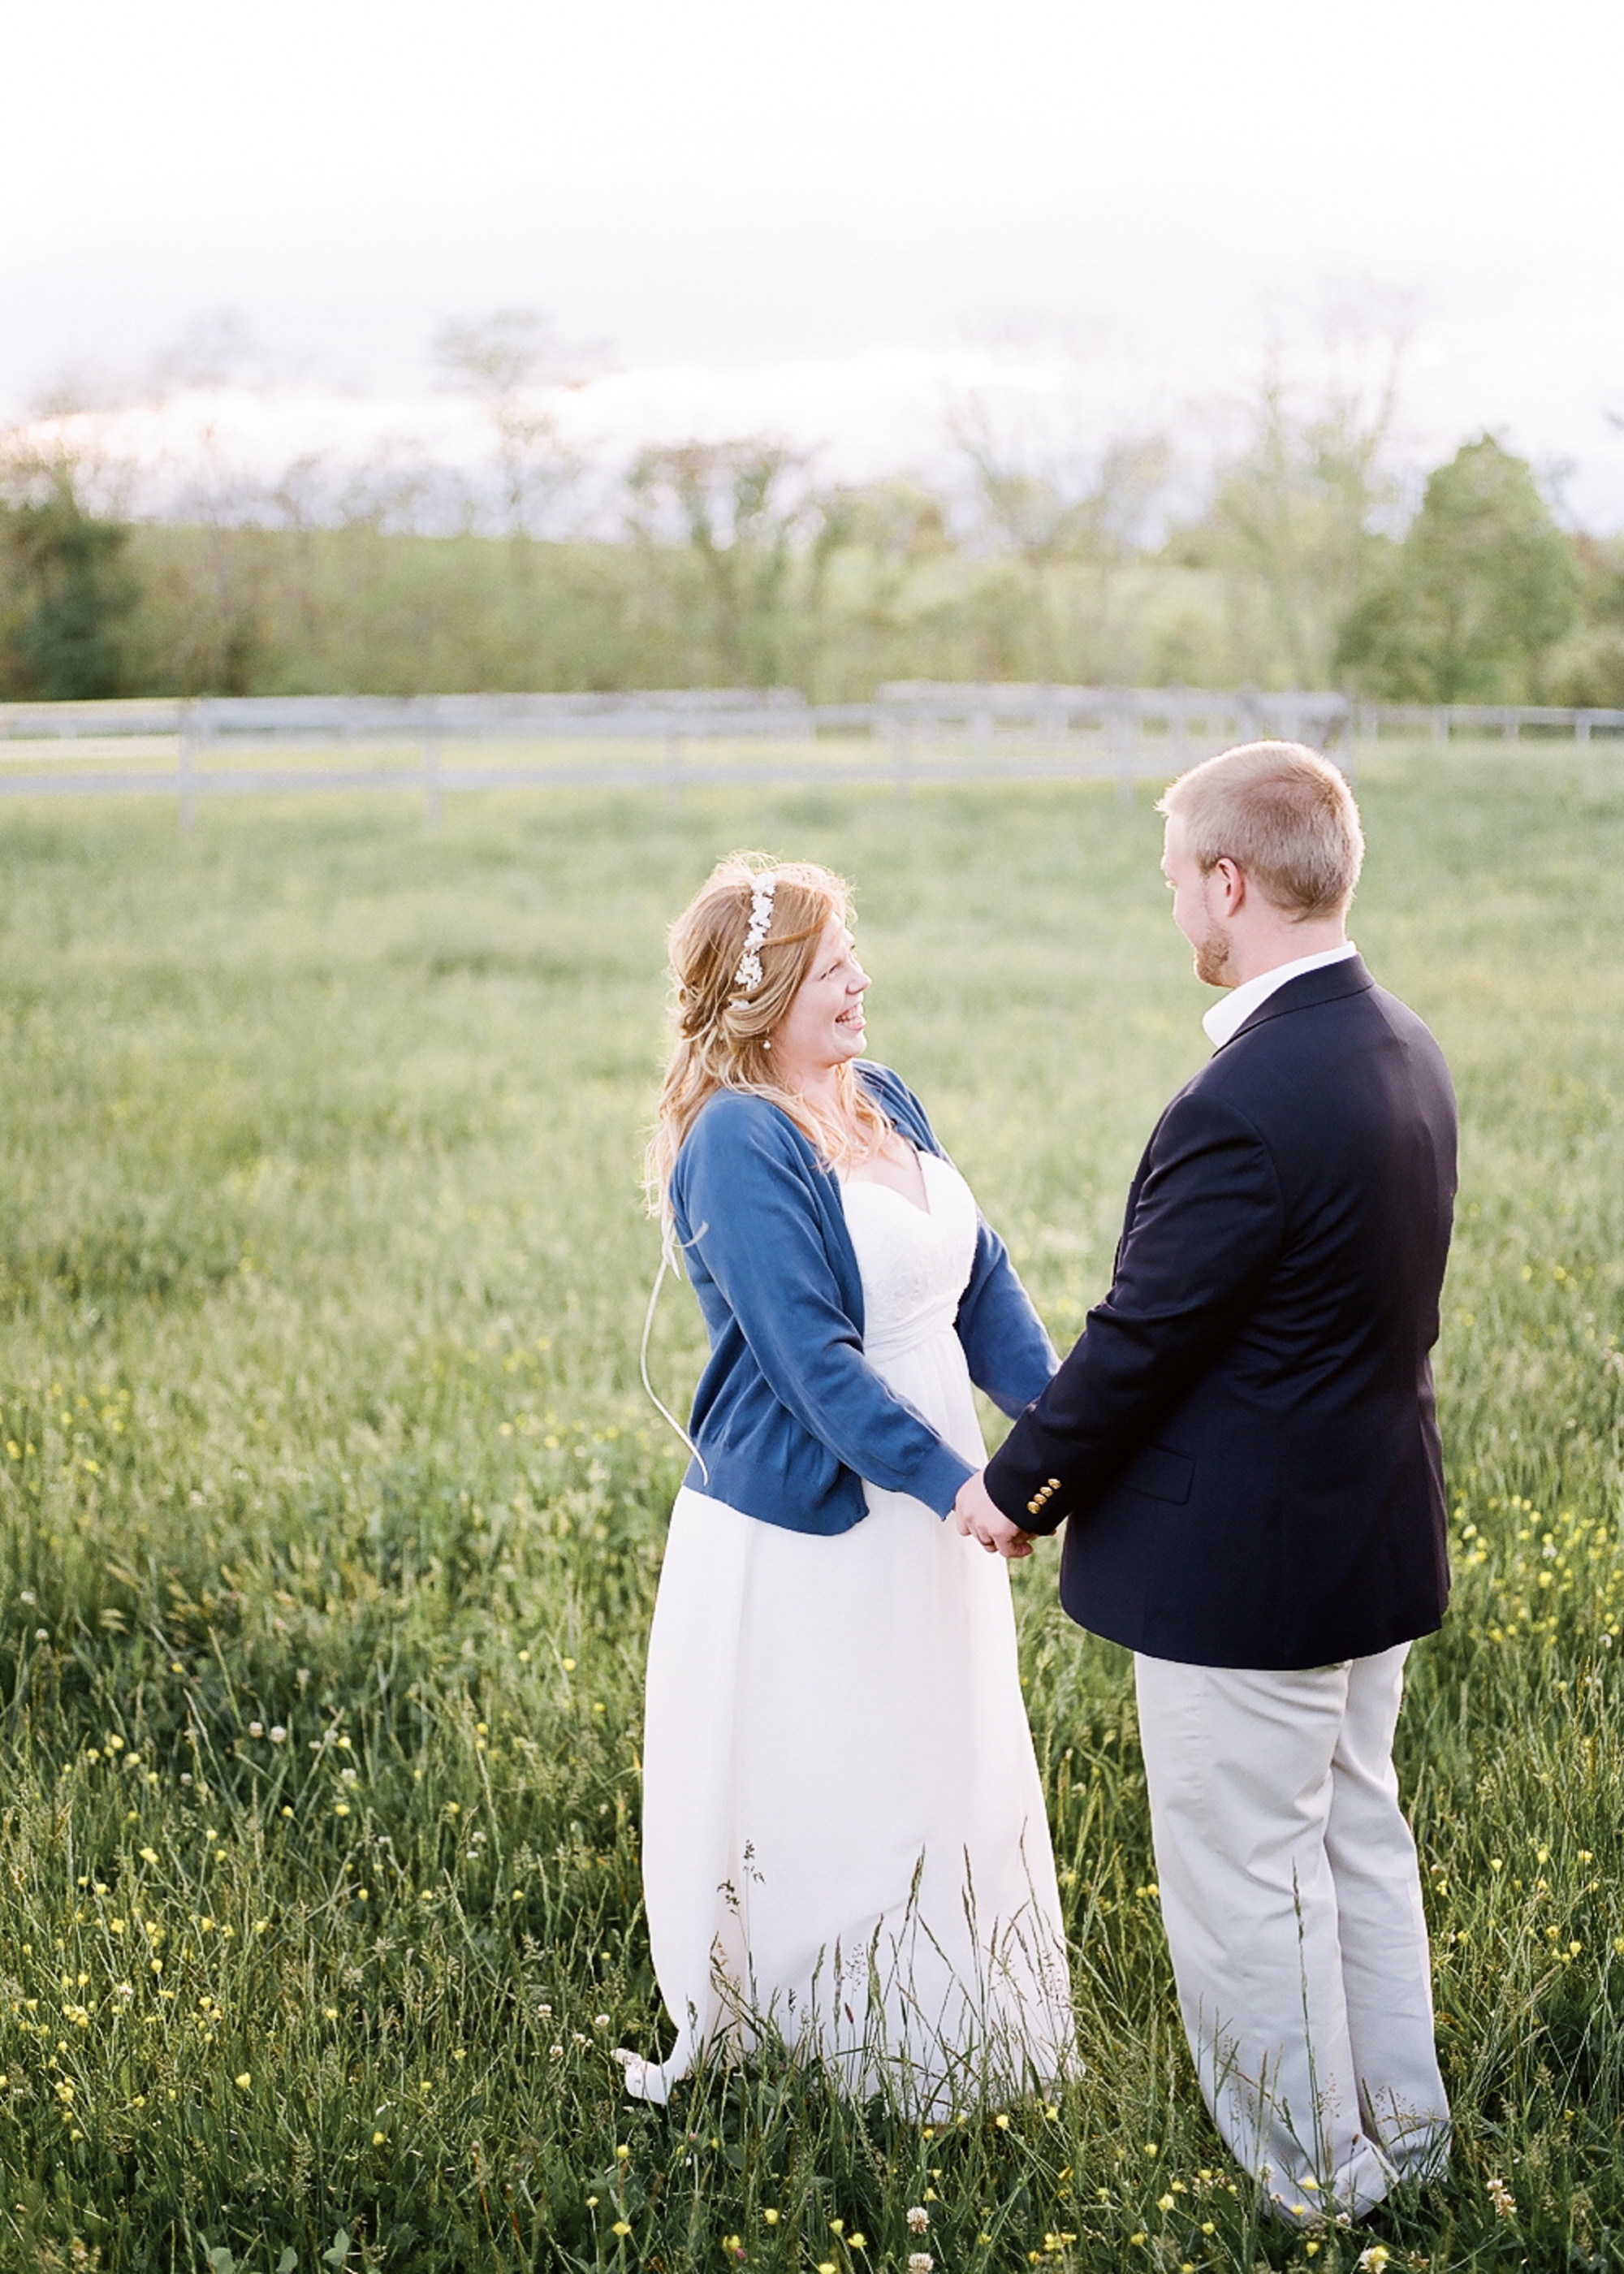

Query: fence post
<box><xmin>421</xmin><ymin>728</ymin><xmax>443</xmax><ymax>829</ymax></box>
<box><xmin>1503</xmin><ymin>707</ymin><xmax>1519</xmax><ymax>743</ymax></box>
<box><xmin>666</xmin><ymin>731</ymin><xmax>685</xmax><ymax>804</ymax></box>
<box><xmin>178</xmin><ymin>703</ymin><xmax>197</xmax><ymax>835</ymax></box>
<box><xmin>1577</xmin><ymin>711</ymin><xmax>1592</xmax><ymax>745</ymax></box>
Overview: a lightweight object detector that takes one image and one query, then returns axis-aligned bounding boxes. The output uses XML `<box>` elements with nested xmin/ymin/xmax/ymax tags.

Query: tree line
<box><xmin>2</xmin><ymin>319</ymin><xmax>1621</xmax><ymax>705</ymax></box>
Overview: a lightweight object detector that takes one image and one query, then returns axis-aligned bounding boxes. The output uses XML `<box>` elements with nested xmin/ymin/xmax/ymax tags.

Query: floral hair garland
<box><xmin>732</xmin><ymin>872</ymin><xmax>778</xmax><ymax>996</ymax></box>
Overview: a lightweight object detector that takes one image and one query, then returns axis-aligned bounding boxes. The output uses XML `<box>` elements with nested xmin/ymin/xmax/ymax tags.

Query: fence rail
<box><xmin>0</xmin><ymin>687</ymin><xmax>1619</xmax><ymax>824</ymax></box>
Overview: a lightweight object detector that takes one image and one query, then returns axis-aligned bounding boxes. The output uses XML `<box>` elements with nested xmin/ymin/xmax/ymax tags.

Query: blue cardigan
<box><xmin>668</xmin><ymin>1061</ymin><xmax>1057</xmax><ymax>1534</ymax></box>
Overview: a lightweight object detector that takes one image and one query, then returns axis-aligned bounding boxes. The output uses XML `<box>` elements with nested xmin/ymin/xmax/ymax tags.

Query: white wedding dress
<box><xmin>622</xmin><ymin>1146</ymin><xmax>1077</xmax><ymax>2112</ymax></box>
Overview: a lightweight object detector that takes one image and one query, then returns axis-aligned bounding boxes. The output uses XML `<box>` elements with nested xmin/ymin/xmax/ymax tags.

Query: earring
<box><xmin>762</xmin><ymin>1038</ymin><xmax>772</xmax><ymax>1050</ymax></box>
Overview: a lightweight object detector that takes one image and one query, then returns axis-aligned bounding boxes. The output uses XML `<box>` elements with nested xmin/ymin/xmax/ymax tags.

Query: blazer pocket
<box><xmin>1116</xmin><ymin>1443</ymin><xmax>1194</xmax><ymax>1506</ymax></box>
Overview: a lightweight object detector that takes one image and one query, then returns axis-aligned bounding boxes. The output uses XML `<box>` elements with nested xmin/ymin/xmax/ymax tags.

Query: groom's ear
<box><xmin>1209</xmin><ymin>855</ymin><xmax>1247</xmax><ymax>914</ymax></box>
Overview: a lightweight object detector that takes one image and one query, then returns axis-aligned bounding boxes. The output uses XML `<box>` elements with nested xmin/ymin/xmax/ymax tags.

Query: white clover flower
<box><xmin>270</xmin><ymin>1726</ymin><xmax>287</xmax><ymax>1744</ymax></box>
<box><xmin>906</xmin><ymin>2207</ymin><xmax>931</xmax><ymax>2234</ymax></box>
<box><xmin>909</xmin><ymin>2255</ymin><xmax>934</xmax><ymax>2273</ymax></box>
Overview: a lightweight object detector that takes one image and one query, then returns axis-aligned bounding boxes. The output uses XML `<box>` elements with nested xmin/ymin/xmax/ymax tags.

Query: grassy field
<box><xmin>0</xmin><ymin>743</ymin><xmax>1621</xmax><ymax>2273</ymax></box>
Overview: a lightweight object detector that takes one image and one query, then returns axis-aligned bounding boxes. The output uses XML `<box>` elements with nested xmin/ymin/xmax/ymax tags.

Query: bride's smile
<box><xmin>770</xmin><ymin>919</ymin><xmax>870</xmax><ymax>1091</ymax></box>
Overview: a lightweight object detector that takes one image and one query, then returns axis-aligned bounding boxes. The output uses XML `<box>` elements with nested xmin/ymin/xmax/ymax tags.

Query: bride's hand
<box><xmin>953</xmin><ymin>1471</ymin><xmax>1035</xmax><ymax>1559</ymax></box>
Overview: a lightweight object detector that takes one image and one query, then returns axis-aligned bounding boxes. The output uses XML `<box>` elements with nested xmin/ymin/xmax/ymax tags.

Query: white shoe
<box><xmin>614</xmin><ymin>2047</ymin><xmax>671</xmax><ymax>2104</ymax></box>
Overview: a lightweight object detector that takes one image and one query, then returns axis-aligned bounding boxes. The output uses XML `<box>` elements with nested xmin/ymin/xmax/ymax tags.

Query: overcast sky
<box><xmin>6</xmin><ymin>0</ymin><xmax>1624</xmax><ymax>518</ymax></box>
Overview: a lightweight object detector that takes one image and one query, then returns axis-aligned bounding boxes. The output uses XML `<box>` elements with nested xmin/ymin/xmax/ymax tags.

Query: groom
<box><xmin>955</xmin><ymin>740</ymin><xmax>1454</xmax><ymax>2223</ymax></box>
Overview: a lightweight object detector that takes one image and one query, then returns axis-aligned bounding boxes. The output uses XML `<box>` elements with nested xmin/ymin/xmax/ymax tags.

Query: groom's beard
<box><xmin>1192</xmin><ymin>919</ymin><xmax>1234</xmax><ymax>988</ymax></box>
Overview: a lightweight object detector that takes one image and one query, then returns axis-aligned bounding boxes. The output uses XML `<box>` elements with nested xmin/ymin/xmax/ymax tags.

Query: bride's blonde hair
<box><xmin>646</xmin><ymin>851</ymin><xmax>889</xmax><ymax>1212</ymax></box>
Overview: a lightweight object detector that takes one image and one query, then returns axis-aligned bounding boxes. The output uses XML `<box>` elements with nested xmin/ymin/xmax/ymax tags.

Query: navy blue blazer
<box><xmin>983</xmin><ymin>958</ymin><xmax>1458</xmax><ymax>1669</ymax></box>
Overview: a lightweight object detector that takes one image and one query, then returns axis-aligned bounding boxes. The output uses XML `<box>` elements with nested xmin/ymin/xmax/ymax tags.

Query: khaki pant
<box><xmin>1134</xmin><ymin>1644</ymin><xmax>1450</xmax><ymax>2224</ymax></box>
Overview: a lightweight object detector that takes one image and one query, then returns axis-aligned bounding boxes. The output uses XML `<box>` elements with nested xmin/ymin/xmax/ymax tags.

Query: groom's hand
<box><xmin>953</xmin><ymin>1469</ymin><xmax>1034</xmax><ymax>1559</ymax></box>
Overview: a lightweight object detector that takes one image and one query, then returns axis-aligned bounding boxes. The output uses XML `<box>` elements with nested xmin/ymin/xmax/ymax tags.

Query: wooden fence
<box><xmin>0</xmin><ymin>687</ymin><xmax>1618</xmax><ymax>825</ymax></box>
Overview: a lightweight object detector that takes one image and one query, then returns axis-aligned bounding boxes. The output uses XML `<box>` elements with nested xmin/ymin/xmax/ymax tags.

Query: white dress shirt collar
<box><xmin>1201</xmin><ymin>941</ymin><xmax>1359</xmax><ymax>1049</ymax></box>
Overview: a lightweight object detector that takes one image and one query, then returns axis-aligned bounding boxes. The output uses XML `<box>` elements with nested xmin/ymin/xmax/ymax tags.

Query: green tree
<box><xmin>1548</xmin><ymin>534</ymin><xmax>1624</xmax><ymax>706</ymax></box>
<box><xmin>1337</xmin><ymin>434</ymin><xmax>1583</xmax><ymax>701</ymax></box>
<box><xmin>626</xmin><ymin>439</ymin><xmax>814</xmax><ymax>685</ymax></box>
<box><xmin>798</xmin><ymin>478</ymin><xmax>953</xmax><ymax>694</ymax></box>
<box><xmin>434</xmin><ymin>307</ymin><xmax>589</xmax><ymax>547</ymax></box>
<box><xmin>0</xmin><ymin>466</ymin><xmax>138</xmax><ymax>698</ymax></box>
<box><xmin>949</xmin><ymin>388</ymin><xmax>1168</xmax><ymax>682</ymax></box>
<box><xmin>1201</xmin><ymin>346</ymin><xmax>1403</xmax><ymax>690</ymax></box>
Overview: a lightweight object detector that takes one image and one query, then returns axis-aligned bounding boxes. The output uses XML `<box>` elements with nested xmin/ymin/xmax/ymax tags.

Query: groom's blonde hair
<box><xmin>1158</xmin><ymin>741</ymin><xmax>1363</xmax><ymax>917</ymax></box>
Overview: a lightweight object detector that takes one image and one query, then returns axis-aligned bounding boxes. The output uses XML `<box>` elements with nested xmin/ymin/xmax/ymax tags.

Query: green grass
<box><xmin>0</xmin><ymin>741</ymin><xmax>1621</xmax><ymax>2272</ymax></box>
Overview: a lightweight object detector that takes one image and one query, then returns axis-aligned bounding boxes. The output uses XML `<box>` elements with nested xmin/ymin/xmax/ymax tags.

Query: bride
<box><xmin>621</xmin><ymin>853</ymin><xmax>1076</xmax><ymax>2112</ymax></box>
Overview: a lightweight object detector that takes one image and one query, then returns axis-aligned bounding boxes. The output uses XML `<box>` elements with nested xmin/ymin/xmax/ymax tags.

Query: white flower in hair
<box><xmin>732</xmin><ymin>872</ymin><xmax>778</xmax><ymax>994</ymax></box>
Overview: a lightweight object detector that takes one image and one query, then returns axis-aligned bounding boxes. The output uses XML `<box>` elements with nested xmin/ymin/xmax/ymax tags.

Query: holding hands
<box><xmin>953</xmin><ymin>1469</ymin><xmax>1035</xmax><ymax>1559</ymax></box>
